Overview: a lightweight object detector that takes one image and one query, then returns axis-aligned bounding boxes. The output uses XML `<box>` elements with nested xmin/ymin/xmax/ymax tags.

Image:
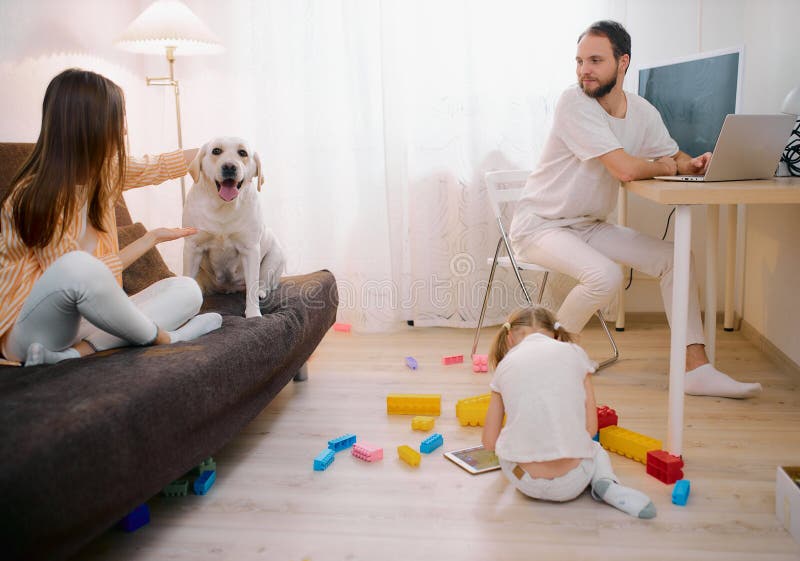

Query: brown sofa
<box><xmin>0</xmin><ymin>143</ymin><xmax>338</xmax><ymax>560</ymax></box>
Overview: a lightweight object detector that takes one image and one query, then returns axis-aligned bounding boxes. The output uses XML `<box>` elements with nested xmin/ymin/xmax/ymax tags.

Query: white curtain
<box><xmin>170</xmin><ymin>0</ymin><xmax>619</xmax><ymax>332</ymax></box>
<box><xmin>1</xmin><ymin>0</ymin><xmax>616</xmax><ymax>332</ymax></box>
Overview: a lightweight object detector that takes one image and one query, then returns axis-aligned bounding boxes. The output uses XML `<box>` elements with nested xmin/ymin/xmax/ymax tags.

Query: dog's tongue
<box><xmin>218</xmin><ymin>179</ymin><xmax>238</xmax><ymax>202</ymax></box>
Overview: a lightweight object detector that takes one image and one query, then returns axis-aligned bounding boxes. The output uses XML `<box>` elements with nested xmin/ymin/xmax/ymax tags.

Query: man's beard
<box><xmin>581</xmin><ymin>73</ymin><xmax>617</xmax><ymax>99</ymax></box>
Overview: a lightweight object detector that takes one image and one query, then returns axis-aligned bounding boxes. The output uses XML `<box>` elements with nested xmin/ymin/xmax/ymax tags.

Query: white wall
<box><xmin>618</xmin><ymin>0</ymin><xmax>800</xmax><ymax>365</ymax></box>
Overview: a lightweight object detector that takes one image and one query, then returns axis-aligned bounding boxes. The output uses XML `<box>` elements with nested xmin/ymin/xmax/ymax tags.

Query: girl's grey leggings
<box><xmin>2</xmin><ymin>251</ymin><xmax>202</xmax><ymax>361</ymax></box>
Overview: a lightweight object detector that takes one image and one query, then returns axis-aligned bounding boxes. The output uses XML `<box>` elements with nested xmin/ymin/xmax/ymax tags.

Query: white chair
<box><xmin>472</xmin><ymin>170</ymin><xmax>619</xmax><ymax>369</ymax></box>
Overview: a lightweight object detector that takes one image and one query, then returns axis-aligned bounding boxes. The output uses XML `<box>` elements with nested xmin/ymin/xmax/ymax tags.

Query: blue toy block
<box><xmin>328</xmin><ymin>433</ymin><xmax>357</xmax><ymax>452</ymax></box>
<box><xmin>117</xmin><ymin>503</ymin><xmax>150</xmax><ymax>532</ymax></box>
<box><xmin>592</xmin><ymin>432</ymin><xmax>599</xmax><ymax>442</ymax></box>
<box><xmin>419</xmin><ymin>433</ymin><xmax>444</xmax><ymax>454</ymax></box>
<box><xmin>672</xmin><ymin>479</ymin><xmax>691</xmax><ymax>506</ymax></box>
<box><xmin>314</xmin><ymin>449</ymin><xmax>336</xmax><ymax>471</ymax></box>
<box><xmin>405</xmin><ymin>356</ymin><xmax>418</xmax><ymax>370</ymax></box>
<box><xmin>193</xmin><ymin>470</ymin><xmax>216</xmax><ymax>495</ymax></box>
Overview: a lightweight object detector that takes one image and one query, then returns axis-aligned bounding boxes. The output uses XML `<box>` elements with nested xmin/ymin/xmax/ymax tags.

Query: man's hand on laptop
<box><xmin>678</xmin><ymin>152</ymin><xmax>712</xmax><ymax>175</ymax></box>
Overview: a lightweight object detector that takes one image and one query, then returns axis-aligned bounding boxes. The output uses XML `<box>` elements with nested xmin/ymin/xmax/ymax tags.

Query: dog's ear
<box><xmin>253</xmin><ymin>151</ymin><xmax>264</xmax><ymax>192</ymax></box>
<box><xmin>188</xmin><ymin>143</ymin><xmax>206</xmax><ymax>183</ymax></box>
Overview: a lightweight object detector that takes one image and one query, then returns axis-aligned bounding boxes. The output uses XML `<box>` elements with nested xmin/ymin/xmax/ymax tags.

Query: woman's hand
<box><xmin>119</xmin><ymin>227</ymin><xmax>197</xmax><ymax>270</ymax></box>
<box><xmin>147</xmin><ymin>227</ymin><xmax>198</xmax><ymax>246</ymax></box>
<box><xmin>183</xmin><ymin>148</ymin><xmax>200</xmax><ymax>166</ymax></box>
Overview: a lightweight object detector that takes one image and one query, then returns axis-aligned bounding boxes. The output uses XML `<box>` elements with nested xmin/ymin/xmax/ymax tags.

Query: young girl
<box><xmin>482</xmin><ymin>306</ymin><xmax>656</xmax><ymax>518</ymax></box>
<box><xmin>0</xmin><ymin>68</ymin><xmax>222</xmax><ymax>367</ymax></box>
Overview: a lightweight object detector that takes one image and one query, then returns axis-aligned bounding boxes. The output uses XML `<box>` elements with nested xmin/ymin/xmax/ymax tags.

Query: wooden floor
<box><xmin>79</xmin><ymin>319</ymin><xmax>800</xmax><ymax>561</ymax></box>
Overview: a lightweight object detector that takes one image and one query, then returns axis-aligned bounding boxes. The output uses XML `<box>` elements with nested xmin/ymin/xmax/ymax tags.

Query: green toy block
<box><xmin>162</xmin><ymin>479</ymin><xmax>189</xmax><ymax>497</ymax></box>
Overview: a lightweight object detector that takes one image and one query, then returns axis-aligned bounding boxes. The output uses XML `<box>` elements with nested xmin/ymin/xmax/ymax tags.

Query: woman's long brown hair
<box><xmin>0</xmin><ymin>68</ymin><xmax>127</xmax><ymax>248</ymax></box>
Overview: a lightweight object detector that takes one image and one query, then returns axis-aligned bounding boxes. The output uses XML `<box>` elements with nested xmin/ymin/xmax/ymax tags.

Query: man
<box><xmin>508</xmin><ymin>20</ymin><xmax>761</xmax><ymax>398</ymax></box>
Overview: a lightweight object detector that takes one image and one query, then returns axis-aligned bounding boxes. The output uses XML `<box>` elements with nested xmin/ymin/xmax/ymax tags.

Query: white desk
<box><xmin>621</xmin><ymin>177</ymin><xmax>800</xmax><ymax>456</ymax></box>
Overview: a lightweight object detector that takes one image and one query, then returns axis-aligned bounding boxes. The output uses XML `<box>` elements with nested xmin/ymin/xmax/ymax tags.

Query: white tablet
<box><xmin>443</xmin><ymin>445</ymin><xmax>500</xmax><ymax>474</ymax></box>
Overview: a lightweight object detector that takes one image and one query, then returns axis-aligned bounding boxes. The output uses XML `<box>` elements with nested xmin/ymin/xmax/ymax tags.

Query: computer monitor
<box><xmin>635</xmin><ymin>47</ymin><xmax>744</xmax><ymax>157</ymax></box>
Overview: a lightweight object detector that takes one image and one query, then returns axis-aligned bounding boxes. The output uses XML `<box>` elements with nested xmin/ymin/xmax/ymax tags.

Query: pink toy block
<box><xmin>472</xmin><ymin>354</ymin><xmax>488</xmax><ymax>373</ymax></box>
<box><xmin>646</xmin><ymin>450</ymin><xmax>684</xmax><ymax>484</ymax></box>
<box><xmin>352</xmin><ymin>442</ymin><xmax>383</xmax><ymax>462</ymax></box>
<box><xmin>442</xmin><ymin>354</ymin><xmax>464</xmax><ymax>366</ymax></box>
<box><xmin>333</xmin><ymin>322</ymin><xmax>351</xmax><ymax>333</ymax></box>
<box><xmin>596</xmin><ymin>405</ymin><xmax>618</xmax><ymax>430</ymax></box>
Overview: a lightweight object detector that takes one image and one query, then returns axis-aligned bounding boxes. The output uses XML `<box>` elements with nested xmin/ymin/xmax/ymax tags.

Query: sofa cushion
<box><xmin>117</xmin><ymin>222</ymin><xmax>175</xmax><ymax>295</ymax></box>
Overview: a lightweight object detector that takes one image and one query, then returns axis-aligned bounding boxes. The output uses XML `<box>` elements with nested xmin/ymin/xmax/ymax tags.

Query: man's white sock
<box><xmin>25</xmin><ymin>343</ymin><xmax>80</xmax><ymax>367</ymax></box>
<box><xmin>685</xmin><ymin>363</ymin><xmax>762</xmax><ymax>399</ymax></box>
<box><xmin>168</xmin><ymin>313</ymin><xmax>223</xmax><ymax>343</ymax></box>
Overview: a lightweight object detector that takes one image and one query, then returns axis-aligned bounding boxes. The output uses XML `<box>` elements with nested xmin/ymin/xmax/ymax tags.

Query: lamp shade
<box><xmin>115</xmin><ymin>0</ymin><xmax>223</xmax><ymax>55</ymax></box>
<box><xmin>782</xmin><ymin>85</ymin><xmax>800</xmax><ymax>115</ymax></box>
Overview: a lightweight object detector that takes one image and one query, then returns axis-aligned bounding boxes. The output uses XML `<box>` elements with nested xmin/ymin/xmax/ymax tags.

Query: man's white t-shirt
<box><xmin>509</xmin><ymin>84</ymin><xmax>678</xmax><ymax>248</ymax></box>
<box><xmin>489</xmin><ymin>333</ymin><xmax>597</xmax><ymax>463</ymax></box>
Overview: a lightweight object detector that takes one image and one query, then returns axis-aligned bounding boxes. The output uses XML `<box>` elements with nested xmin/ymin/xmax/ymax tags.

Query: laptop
<box><xmin>655</xmin><ymin>113</ymin><xmax>796</xmax><ymax>182</ymax></box>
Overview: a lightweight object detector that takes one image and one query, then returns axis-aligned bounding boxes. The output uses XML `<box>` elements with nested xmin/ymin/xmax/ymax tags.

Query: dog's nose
<box><xmin>221</xmin><ymin>163</ymin><xmax>237</xmax><ymax>177</ymax></box>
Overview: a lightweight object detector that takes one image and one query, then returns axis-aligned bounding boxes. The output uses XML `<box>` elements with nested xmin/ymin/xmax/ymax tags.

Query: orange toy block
<box><xmin>386</xmin><ymin>394</ymin><xmax>441</xmax><ymax>416</ymax></box>
<box><xmin>397</xmin><ymin>445</ymin><xmax>421</xmax><ymax>467</ymax></box>
<box><xmin>455</xmin><ymin>393</ymin><xmax>491</xmax><ymax>427</ymax></box>
<box><xmin>599</xmin><ymin>426</ymin><xmax>662</xmax><ymax>464</ymax></box>
<box><xmin>411</xmin><ymin>416</ymin><xmax>435</xmax><ymax>431</ymax></box>
<box><xmin>332</xmin><ymin>322</ymin><xmax>351</xmax><ymax>332</ymax></box>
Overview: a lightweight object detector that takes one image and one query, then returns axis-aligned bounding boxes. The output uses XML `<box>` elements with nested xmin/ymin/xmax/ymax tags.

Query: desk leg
<box><xmin>668</xmin><ymin>205</ymin><xmax>691</xmax><ymax>457</ymax></box>
<box><xmin>724</xmin><ymin>205</ymin><xmax>737</xmax><ymax>331</ymax></box>
<box><xmin>616</xmin><ymin>187</ymin><xmax>627</xmax><ymax>331</ymax></box>
<box><xmin>705</xmin><ymin>206</ymin><xmax>719</xmax><ymax>365</ymax></box>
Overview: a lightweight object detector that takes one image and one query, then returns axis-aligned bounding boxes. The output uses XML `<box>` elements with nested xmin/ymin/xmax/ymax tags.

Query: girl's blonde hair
<box><xmin>488</xmin><ymin>306</ymin><xmax>573</xmax><ymax>369</ymax></box>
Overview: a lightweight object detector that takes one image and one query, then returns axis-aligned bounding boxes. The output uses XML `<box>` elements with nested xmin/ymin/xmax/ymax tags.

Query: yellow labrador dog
<box><xmin>182</xmin><ymin>137</ymin><xmax>285</xmax><ymax>318</ymax></box>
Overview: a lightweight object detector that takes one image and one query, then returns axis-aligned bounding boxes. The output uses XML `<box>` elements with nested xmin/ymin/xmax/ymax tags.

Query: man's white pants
<box><xmin>514</xmin><ymin>219</ymin><xmax>705</xmax><ymax>344</ymax></box>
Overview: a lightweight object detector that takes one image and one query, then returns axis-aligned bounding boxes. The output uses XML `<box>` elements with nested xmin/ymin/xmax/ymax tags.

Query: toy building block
<box><xmin>191</xmin><ymin>456</ymin><xmax>216</xmax><ymax>475</ymax></box>
<box><xmin>328</xmin><ymin>433</ymin><xmax>357</xmax><ymax>452</ymax></box>
<box><xmin>387</xmin><ymin>394</ymin><xmax>441</xmax><ymax>416</ymax></box>
<box><xmin>193</xmin><ymin>470</ymin><xmax>216</xmax><ymax>495</ymax></box>
<box><xmin>405</xmin><ymin>356</ymin><xmax>418</xmax><ymax>370</ymax></box>
<box><xmin>599</xmin><ymin>426</ymin><xmax>662</xmax><ymax>464</ymax></box>
<box><xmin>472</xmin><ymin>354</ymin><xmax>489</xmax><ymax>373</ymax></box>
<box><xmin>333</xmin><ymin>322</ymin><xmax>351</xmax><ymax>332</ymax></box>
<box><xmin>397</xmin><ymin>445</ymin><xmax>421</xmax><ymax>467</ymax></box>
<box><xmin>117</xmin><ymin>503</ymin><xmax>150</xmax><ymax>532</ymax></box>
<box><xmin>419</xmin><ymin>433</ymin><xmax>444</xmax><ymax>454</ymax></box>
<box><xmin>442</xmin><ymin>354</ymin><xmax>464</xmax><ymax>365</ymax></box>
<box><xmin>596</xmin><ymin>405</ymin><xmax>618</xmax><ymax>430</ymax></box>
<box><xmin>162</xmin><ymin>479</ymin><xmax>189</xmax><ymax>497</ymax></box>
<box><xmin>646</xmin><ymin>450</ymin><xmax>684</xmax><ymax>484</ymax></box>
<box><xmin>455</xmin><ymin>393</ymin><xmax>491</xmax><ymax>426</ymax></box>
<box><xmin>592</xmin><ymin>432</ymin><xmax>599</xmax><ymax>442</ymax></box>
<box><xmin>672</xmin><ymin>479</ymin><xmax>691</xmax><ymax>506</ymax></box>
<box><xmin>314</xmin><ymin>449</ymin><xmax>336</xmax><ymax>471</ymax></box>
<box><xmin>352</xmin><ymin>442</ymin><xmax>383</xmax><ymax>462</ymax></box>
<box><xmin>411</xmin><ymin>416</ymin><xmax>435</xmax><ymax>431</ymax></box>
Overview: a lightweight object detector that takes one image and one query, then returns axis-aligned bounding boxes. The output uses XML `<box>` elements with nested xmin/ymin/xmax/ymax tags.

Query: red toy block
<box><xmin>333</xmin><ymin>322</ymin><xmax>351</xmax><ymax>333</ymax></box>
<box><xmin>471</xmin><ymin>354</ymin><xmax>488</xmax><ymax>373</ymax></box>
<box><xmin>646</xmin><ymin>449</ymin><xmax>684</xmax><ymax>484</ymax></box>
<box><xmin>442</xmin><ymin>354</ymin><xmax>464</xmax><ymax>365</ymax></box>
<box><xmin>596</xmin><ymin>405</ymin><xmax>618</xmax><ymax>430</ymax></box>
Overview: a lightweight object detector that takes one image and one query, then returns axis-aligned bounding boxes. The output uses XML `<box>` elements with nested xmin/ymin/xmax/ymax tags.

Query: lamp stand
<box><xmin>146</xmin><ymin>46</ymin><xmax>186</xmax><ymax>202</ymax></box>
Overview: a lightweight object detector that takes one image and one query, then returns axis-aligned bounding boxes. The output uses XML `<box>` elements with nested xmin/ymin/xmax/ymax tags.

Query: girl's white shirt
<box><xmin>489</xmin><ymin>333</ymin><xmax>596</xmax><ymax>463</ymax></box>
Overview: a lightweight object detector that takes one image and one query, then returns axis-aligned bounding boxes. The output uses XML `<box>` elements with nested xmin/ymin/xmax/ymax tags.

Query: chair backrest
<box><xmin>484</xmin><ymin>170</ymin><xmax>531</xmax><ymax>220</ymax></box>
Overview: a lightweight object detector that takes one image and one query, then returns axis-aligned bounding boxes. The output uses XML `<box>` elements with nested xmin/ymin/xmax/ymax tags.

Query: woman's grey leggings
<box><xmin>2</xmin><ymin>251</ymin><xmax>202</xmax><ymax>362</ymax></box>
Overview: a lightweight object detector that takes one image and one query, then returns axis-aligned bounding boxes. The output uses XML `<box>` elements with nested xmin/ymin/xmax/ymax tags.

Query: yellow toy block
<box><xmin>599</xmin><ymin>426</ymin><xmax>662</xmax><ymax>464</ymax></box>
<box><xmin>411</xmin><ymin>416</ymin><xmax>435</xmax><ymax>431</ymax></box>
<box><xmin>397</xmin><ymin>445</ymin><xmax>421</xmax><ymax>467</ymax></box>
<box><xmin>455</xmin><ymin>393</ymin><xmax>491</xmax><ymax>426</ymax></box>
<box><xmin>386</xmin><ymin>394</ymin><xmax>441</xmax><ymax>416</ymax></box>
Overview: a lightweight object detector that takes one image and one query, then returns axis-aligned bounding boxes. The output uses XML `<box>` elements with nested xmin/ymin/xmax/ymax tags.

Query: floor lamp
<box><xmin>115</xmin><ymin>0</ymin><xmax>223</xmax><ymax>203</ymax></box>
